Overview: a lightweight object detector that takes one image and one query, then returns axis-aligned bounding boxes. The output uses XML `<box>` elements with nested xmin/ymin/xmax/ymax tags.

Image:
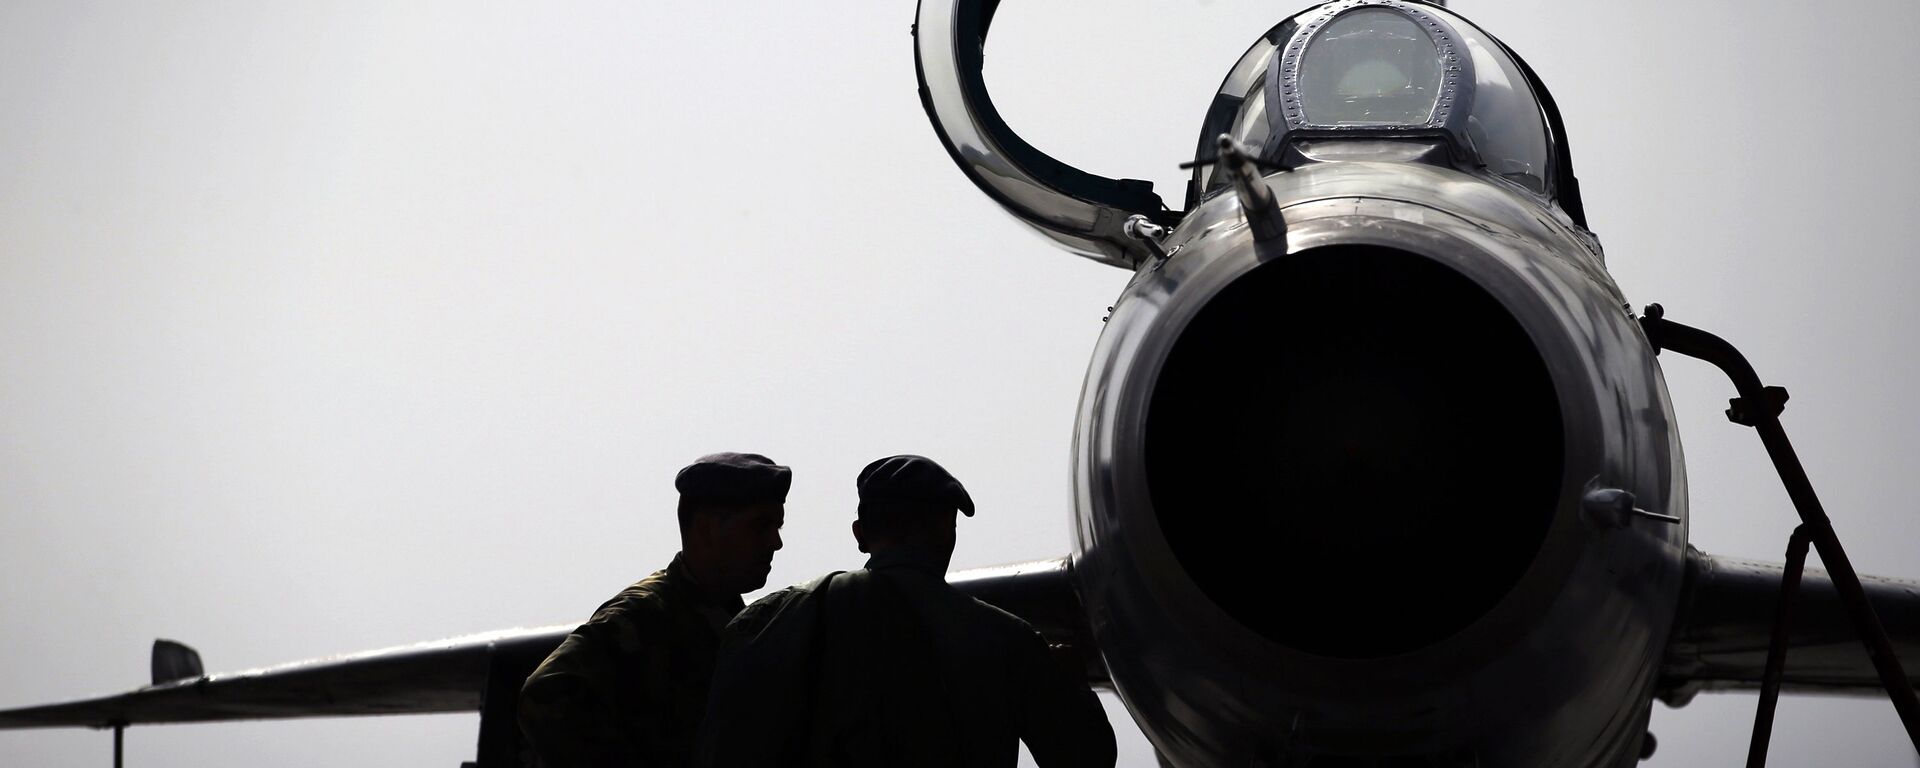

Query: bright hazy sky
<box><xmin>3</xmin><ymin>1</ymin><xmax>1919</xmax><ymax>766</ymax></box>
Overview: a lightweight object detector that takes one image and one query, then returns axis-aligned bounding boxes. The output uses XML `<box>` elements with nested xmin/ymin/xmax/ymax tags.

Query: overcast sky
<box><xmin>3</xmin><ymin>1</ymin><xmax>1919</xmax><ymax>766</ymax></box>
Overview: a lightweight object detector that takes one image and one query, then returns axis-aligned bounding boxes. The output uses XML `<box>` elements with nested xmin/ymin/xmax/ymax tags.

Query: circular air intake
<box><xmin>1147</xmin><ymin>245</ymin><xmax>1562</xmax><ymax>658</ymax></box>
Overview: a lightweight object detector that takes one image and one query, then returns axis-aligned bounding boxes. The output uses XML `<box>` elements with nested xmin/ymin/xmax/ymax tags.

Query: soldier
<box><xmin>700</xmin><ymin>454</ymin><xmax>1116</xmax><ymax>768</ymax></box>
<box><xmin>519</xmin><ymin>452</ymin><xmax>789</xmax><ymax>768</ymax></box>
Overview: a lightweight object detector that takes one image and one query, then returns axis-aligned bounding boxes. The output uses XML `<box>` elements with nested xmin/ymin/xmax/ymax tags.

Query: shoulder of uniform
<box><xmin>728</xmin><ymin>588</ymin><xmax>797</xmax><ymax>634</ymax></box>
<box><xmin>576</xmin><ymin>569</ymin><xmax>675</xmax><ymax>645</ymax></box>
<box><xmin>726</xmin><ymin>571</ymin><xmax>842</xmax><ymax>637</ymax></box>
<box><xmin>593</xmin><ymin>567</ymin><xmax>673</xmax><ymax>613</ymax></box>
<box><xmin>740</xmin><ymin>571</ymin><xmax>838</xmax><ymax>614</ymax></box>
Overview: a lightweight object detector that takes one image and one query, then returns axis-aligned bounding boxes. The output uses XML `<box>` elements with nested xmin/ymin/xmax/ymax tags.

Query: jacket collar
<box><xmin>668</xmin><ymin>552</ymin><xmax>746</xmax><ymax>614</ymax></box>
<box><xmin>862</xmin><ymin>543</ymin><xmax>952</xmax><ymax>578</ymax></box>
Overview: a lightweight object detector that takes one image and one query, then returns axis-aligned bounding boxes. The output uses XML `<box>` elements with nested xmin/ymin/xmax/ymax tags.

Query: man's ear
<box><xmin>682</xmin><ymin>511</ymin><xmax>710</xmax><ymax>551</ymax></box>
<box><xmin>852</xmin><ymin>519</ymin><xmax>869</xmax><ymax>554</ymax></box>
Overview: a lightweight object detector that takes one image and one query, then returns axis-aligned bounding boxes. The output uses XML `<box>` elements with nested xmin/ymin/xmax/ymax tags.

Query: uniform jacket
<box><xmin>699</xmin><ymin>551</ymin><xmax>1116</xmax><ymax>768</ymax></box>
<box><xmin>520</xmin><ymin>553</ymin><xmax>744</xmax><ymax>768</ymax></box>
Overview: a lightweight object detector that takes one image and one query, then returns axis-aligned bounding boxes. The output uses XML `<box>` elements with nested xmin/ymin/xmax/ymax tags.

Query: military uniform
<box><xmin>521</xmin><ymin>554</ymin><xmax>744</xmax><ymax>768</ymax></box>
<box><xmin>700</xmin><ymin>549</ymin><xmax>1117</xmax><ymax>768</ymax></box>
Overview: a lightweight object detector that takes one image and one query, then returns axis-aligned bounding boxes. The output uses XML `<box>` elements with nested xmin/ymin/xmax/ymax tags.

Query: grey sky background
<box><xmin>2</xmin><ymin>1</ymin><xmax>1917</xmax><ymax>766</ymax></box>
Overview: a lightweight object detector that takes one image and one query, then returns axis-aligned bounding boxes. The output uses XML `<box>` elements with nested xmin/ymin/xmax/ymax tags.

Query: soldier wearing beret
<box><xmin>520</xmin><ymin>452</ymin><xmax>790</xmax><ymax>768</ymax></box>
<box><xmin>699</xmin><ymin>455</ymin><xmax>1116</xmax><ymax>768</ymax></box>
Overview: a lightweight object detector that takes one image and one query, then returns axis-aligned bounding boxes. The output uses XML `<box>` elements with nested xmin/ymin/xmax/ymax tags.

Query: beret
<box><xmin>855</xmin><ymin>454</ymin><xmax>974</xmax><ymax>516</ymax></box>
<box><xmin>674</xmin><ymin>452</ymin><xmax>791</xmax><ymax>506</ymax></box>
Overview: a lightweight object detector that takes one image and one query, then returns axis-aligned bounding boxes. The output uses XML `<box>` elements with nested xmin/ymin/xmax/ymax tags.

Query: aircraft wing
<box><xmin>0</xmin><ymin>625</ymin><xmax>573</xmax><ymax>729</ymax></box>
<box><xmin>0</xmin><ymin>557</ymin><xmax>1100</xmax><ymax>730</ymax></box>
<box><xmin>1660</xmin><ymin>547</ymin><xmax>1920</xmax><ymax>704</ymax></box>
<box><xmin>947</xmin><ymin>556</ymin><xmax>1110</xmax><ymax>686</ymax></box>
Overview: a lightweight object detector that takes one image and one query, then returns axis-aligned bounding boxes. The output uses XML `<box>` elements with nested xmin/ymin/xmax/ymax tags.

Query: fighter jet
<box><xmin>3</xmin><ymin>1</ymin><xmax>1916</xmax><ymax>766</ymax></box>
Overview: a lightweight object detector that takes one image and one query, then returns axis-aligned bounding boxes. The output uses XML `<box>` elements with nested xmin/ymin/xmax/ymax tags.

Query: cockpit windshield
<box><xmin>1192</xmin><ymin>0</ymin><xmax>1559</xmax><ymax>201</ymax></box>
<box><xmin>1296</xmin><ymin>8</ymin><xmax>1444</xmax><ymax>127</ymax></box>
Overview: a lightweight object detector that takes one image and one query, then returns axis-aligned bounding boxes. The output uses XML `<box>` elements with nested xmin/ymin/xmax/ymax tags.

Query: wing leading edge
<box><xmin>0</xmin><ymin>625</ymin><xmax>572</xmax><ymax>729</ymax></box>
<box><xmin>0</xmin><ymin>557</ymin><xmax>1100</xmax><ymax>730</ymax></box>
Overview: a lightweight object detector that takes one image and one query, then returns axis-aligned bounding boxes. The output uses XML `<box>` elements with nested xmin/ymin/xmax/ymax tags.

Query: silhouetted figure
<box><xmin>520</xmin><ymin>452</ymin><xmax>790</xmax><ymax>768</ymax></box>
<box><xmin>699</xmin><ymin>454</ymin><xmax>1115</xmax><ymax>768</ymax></box>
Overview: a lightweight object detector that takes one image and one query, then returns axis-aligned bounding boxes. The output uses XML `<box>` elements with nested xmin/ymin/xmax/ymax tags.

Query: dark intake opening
<box><xmin>1147</xmin><ymin>245</ymin><xmax>1562</xmax><ymax>658</ymax></box>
